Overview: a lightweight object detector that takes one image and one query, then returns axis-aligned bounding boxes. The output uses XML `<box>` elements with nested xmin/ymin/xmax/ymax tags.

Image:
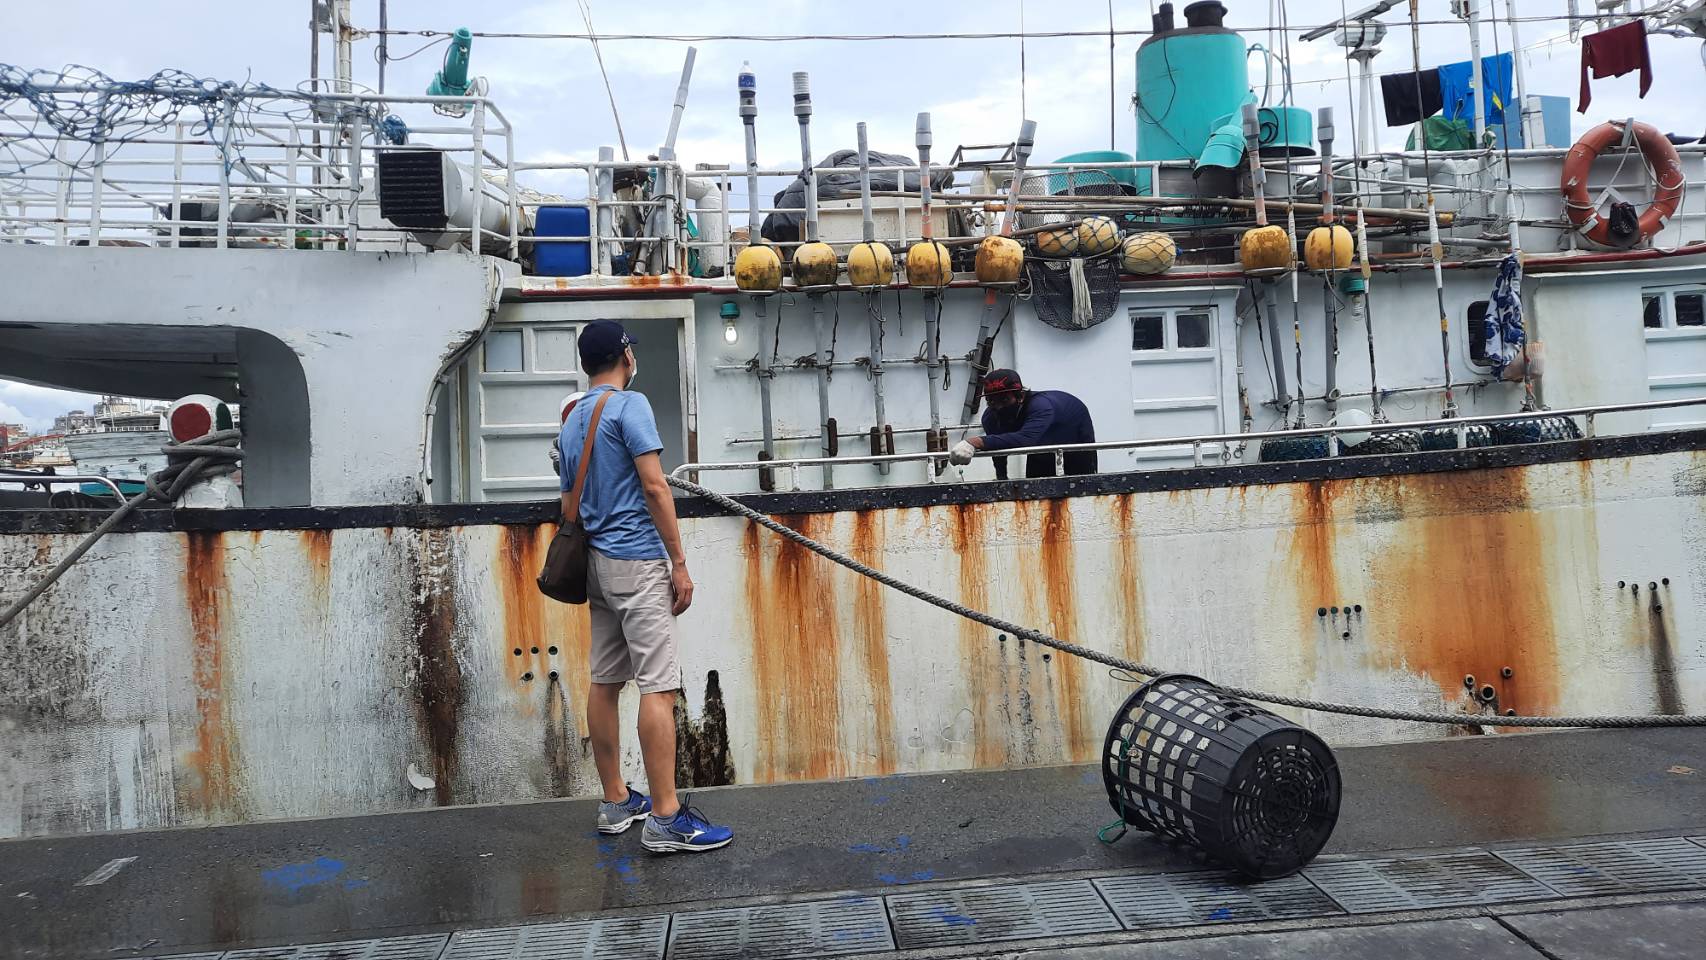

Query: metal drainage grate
<box><xmin>223</xmin><ymin>936</ymin><xmax>449</xmax><ymax>960</ymax></box>
<box><xmin>667</xmin><ymin>896</ymin><xmax>892</xmax><ymax>960</ymax></box>
<box><xmin>1304</xmin><ymin>853</ymin><xmax>1555</xmax><ymax>914</ymax></box>
<box><xmin>886</xmin><ymin>878</ymin><xmax>1120</xmax><ymax>949</ymax></box>
<box><xmin>1093</xmin><ymin>870</ymin><xmax>1343</xmax><ymax>929</ymax></box>
<box><xmin>138</xmin><ymin>955</ymin><xmax>224</xmax><ymax>960</ymax></box>
<box><xmin>1494</xmin><ymin>837</ymin><xmax>1706</xmax><ymax>897</ymax></box>
<box><xmin>442</xmin><ymin>917</ymin><xmax>667</xmax><ymax>960</ymax></box>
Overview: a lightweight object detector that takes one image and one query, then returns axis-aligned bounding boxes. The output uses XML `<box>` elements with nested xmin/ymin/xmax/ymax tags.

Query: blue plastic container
<box><xmin>534</xmin><ymin>205</ymin><xmax>592</xmax><ymax>277</ymax></box>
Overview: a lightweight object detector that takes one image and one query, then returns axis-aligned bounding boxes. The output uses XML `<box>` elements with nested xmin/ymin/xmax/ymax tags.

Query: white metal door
<box><xmin>464</xmin><ymin>322</ymin><xmax>586</xmax><ymax>501</ymax></box>
<box><xmin>1127</xmin><ymin>306</ymin><xmax>1228</xmax><ymax>468</ymax></box>
<box><xmin>1642</xmin><ymin>287</ymin><xmax>1706</xmax><ymax>430</ymax></box>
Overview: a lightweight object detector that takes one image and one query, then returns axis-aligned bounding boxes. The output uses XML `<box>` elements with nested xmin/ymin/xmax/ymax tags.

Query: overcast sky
<box><xmin>5</xmin><ymin>0</ymin><xmax>1701</xmax><ymax>431</ymax></box>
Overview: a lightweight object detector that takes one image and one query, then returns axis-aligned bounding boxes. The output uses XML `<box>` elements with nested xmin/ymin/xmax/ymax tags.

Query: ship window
<box><xmin>1176</xmin><ymin>312</ymin><xmax>1211</xmax><ymax>348</ymax></box>
<box><xmin>1467</xmin><ymin>300</ymin><xmax>1492</xmax><ymax>365</ymax></box>
<box><xmin>1644</xmin><ymin>294</ymin><xmax>1663</xmax><ymax>328</ymax></box>
<box><xmin>534</xmin><ymin>328</ymin><xmax>579</xmax><ymax>371</ymax></box>
<box><xmin>483</xmin><ymin>329</ymin><xmax>524</xmax><ymax>372</ymax></box>
<box><xmin>1132</xmin><ymin>314</ymin><xmax>1165</xmax><ymax>350</ymax></box>
<box><xmin>1677</xmin><ymin>293</ymin><xmax>1704</xmax><ymax>327</ymax></box>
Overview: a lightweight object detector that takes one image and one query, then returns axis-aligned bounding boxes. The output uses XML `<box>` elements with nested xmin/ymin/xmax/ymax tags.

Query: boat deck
<box><xmin>4</xmin><ymin>728</ymin><xmax>1706</xmax><ymax>959</ymax></box>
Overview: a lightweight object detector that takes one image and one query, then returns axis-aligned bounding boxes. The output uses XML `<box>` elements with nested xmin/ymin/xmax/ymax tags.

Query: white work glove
<box><xmin>949</xmin><ymin>440</ymin><xmax>977</xmax><ymax>466</ymax></box>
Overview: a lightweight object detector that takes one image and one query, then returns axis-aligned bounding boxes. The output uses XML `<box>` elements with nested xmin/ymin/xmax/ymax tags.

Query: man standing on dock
<box><xmin>559</xmin><ymin>319</ymin><xmax>733</xmax><ymax>854</ymax></box>
<box><xmin>950</xmin><ymin>368</ymin><xmax>1098</xmax><ymax>479</ymax></box>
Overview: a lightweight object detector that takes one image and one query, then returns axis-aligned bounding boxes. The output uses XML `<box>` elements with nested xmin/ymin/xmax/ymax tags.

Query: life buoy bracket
<box><xmin>1560</xmin><ymin>119</ymin><xmax>1686</xmax><ymax>249</ymax></box>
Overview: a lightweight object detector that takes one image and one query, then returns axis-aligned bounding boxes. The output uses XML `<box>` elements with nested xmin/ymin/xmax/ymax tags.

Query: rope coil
<box><xmin>0</xmin><ymin>430</ymin><xmax>242</xmax><ymax>630</ymax></box>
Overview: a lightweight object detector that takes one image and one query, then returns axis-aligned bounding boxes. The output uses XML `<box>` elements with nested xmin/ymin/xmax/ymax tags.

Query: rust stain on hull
<box><xmin>1111</xmin><ymin>494</ymin><xmax>1146</xmax><ymax>665</ymax></box>
<box><xmin>1289</xmin><ymin>481</ymin><xmax>1343</xmax><ymax>680</ymax></box>
<box><xmin>850</xmin><ymin>510</ymin><xmax>898</xmax><ymax>775</ymax></box>
<box><xmin>1039</xmin><ymin>499</ymin><xmax>1091</xmax><ymax>762</ymax></box>
<box><xmin>949</xmin><ymin>503</ymin><xmax>1004</xmax><ymax>768</ymax></box>
<box><xmin>1372</xmin><ymin>470</ymin><xmax>1562</xmax><ymax>715</ymax></box>
<box><xmin>299</xmin><ymin>529</ymin><xmax>332</xmax><ymax>607</ymax></box>
<box><xmin>411</xmin><ymin>528</ymin><xmax>464</xmax><ymax>806</ymax></box>
<box><xmin>743</xmin><ymin>515</ymin><xmax>845</xmax><ymax>781</ymax></box>
<box><xmin>675</xmin><ymin>670</ymin><xmax>736</xmax><ymax>787</ymax></box>
<box><xmin>496</xmin><ymin>525</ymin><xmax>591</xmax><ymax>729</ymax></box>
<box><xmin>1647</xmin><ymin>588</ymin><xmax>1685</xmax><ymax>715</ymax></box>
<box><xmin>183</xmin><ymin>531</ymin><xmax>244</xmax><ymax>819</ymax></box>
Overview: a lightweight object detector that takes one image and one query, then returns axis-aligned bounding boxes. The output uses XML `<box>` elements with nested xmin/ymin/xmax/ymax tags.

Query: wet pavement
<box><xmin>3</xmin><ymin>728</ymin><xmax>1706</xmax><ymax>958</ymax></box>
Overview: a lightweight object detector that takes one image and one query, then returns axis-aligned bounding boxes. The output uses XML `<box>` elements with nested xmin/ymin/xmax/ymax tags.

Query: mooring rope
<box><xmin>667</xmin><ymin>475</ymin><xmax>1706</xmax><ymax>729</ymax></box>
<box><xmin>0</xmin><ymin>429</ymin><xmax>243</xmax><ymax>630</ymax></box>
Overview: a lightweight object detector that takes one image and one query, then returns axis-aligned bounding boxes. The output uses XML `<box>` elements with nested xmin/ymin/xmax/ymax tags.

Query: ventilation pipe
<box><xmin>856</xmin><ymin>122</ymin><xmax>890</xmax><ymax>475</ymax></box>
<box><xmin>739</xmin><ymin>61</ymin><xmax>776</xmax><ymax>486</ymax></box>
<box><xmin>796</xmin><ymin>72</ymin><xmax>836</xmax><ymax>488</ymax></box>
<box><xmin>917</xmin><ymin>112</ymin><xmax>946</xmax><ymax>456</ymax></box>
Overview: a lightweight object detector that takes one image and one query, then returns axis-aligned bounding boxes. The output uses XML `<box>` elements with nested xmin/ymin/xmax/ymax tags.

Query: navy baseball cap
<box><xmin>578</xmin><ymin>319</ymin><xmax>638</xmax><ymax>368</ymax></box>
<box><xmin>983</xmin><ymin>368</ymin><xmax>1024</xmax><ymax>395</ymax></box>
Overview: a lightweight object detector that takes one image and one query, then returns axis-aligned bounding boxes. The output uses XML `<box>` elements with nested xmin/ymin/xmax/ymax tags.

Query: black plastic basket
<box><xmin>1258</xmin><ymin>434</ymin><xmax>1332</xmax><ymax>463</ymax></box>
<box><xmin>1340</xmin><ymin>430</ymin><xmax>1421</xmax><ymax>456</ymax></box>
<box><xmin>1420</xmin><ymin>424</ymin><xmax>1494</xmax><ymax>451</ymax></box>
<box><xmin>1488</xmin><ymin>415</ymin><xmax>1582</xmax><ymax>445</ymax></box>
<box><xmin>1102</xmin><ymin>674</ymin><xmax>1342</xmax><ymax>879</ymax></box>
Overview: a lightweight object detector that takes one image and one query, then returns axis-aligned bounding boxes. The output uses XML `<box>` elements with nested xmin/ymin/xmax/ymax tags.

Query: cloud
<box><xmin>0</xmin><ymin>381</ymin><xmax>98</xmax><ymax>432</ymax></box>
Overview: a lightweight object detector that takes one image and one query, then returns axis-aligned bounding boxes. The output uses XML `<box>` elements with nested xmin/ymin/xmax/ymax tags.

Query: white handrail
<box><xmin>670</xmin><ymin>395</ymin><xmax>1706</xmax><ymax>481</ymax></box>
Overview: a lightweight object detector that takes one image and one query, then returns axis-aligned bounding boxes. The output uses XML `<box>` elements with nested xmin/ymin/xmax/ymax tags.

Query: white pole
<box><xmin>1504</xmin><ymin>0</ymin><xmax>1539</xmax><ymax>147</ymax></box>
<box><xmin>1467</xmin><ymin>1</ymin><xmax>1487</xmax><ymax>147</ymax></box>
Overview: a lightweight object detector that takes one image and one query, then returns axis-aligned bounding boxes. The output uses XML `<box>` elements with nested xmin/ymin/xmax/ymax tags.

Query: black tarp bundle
<box><xmin>759</xmin><ymin>149</ymin><xmax>955</xmax><ymax>243</ymax></box>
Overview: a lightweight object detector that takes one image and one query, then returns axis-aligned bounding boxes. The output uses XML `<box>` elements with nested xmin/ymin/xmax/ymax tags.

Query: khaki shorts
<box><xmin>587</xmin><ymin>549</ymin><xmax>683</xmax><ymax>694</ymax></box>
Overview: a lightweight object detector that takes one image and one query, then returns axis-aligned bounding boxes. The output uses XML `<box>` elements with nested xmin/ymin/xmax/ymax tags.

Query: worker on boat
<box><xmin>557</xmin><ymin>320</ymin><xmax>733</xmax><ymax>854</ymax></box>
<box><xmin>949</xmin><ymin>368</ymin><xmax>1098</xmax><ymax>479</ymax></box>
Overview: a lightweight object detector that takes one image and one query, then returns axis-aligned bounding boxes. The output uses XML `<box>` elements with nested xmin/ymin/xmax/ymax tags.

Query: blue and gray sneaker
<box><xmin>641</xmin><ymin>803</ymin><xmax>733</xmax><ymax>853</ymax></box>
<box><xmin>596</xmin><ymin>786</ymin><xmax>652</xmax><ymax>835</ymax></box>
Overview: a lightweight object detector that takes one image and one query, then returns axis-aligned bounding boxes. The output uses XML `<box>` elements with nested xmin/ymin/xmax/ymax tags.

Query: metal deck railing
<box><xmin>671</xmin><ymin>395</ymin><xmax>1706</xmax><ymax>490</ymax></box>
<box><xmin>4</xmin><ymin>84</ymin><xmax>1706</xmax><ymax>272</ymax></box>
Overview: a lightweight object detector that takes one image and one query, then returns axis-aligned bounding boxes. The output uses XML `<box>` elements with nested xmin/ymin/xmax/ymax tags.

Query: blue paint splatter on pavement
<box><xmin>262</xmin><ymin>857</ymin><xmax>346</xmax><ymax>894</ymax></box>
<box><xmin>342</xmin><ymin>878</ymin><xmax>369</xmax><ymax>891</ymax></box>
<box><xmin>1206</xmin><ymin>906</ymin><xmax>1233</xmax><ymax>920</ymax></box>
<box><xmin>876</xmin><ymin>870</ymin><xmax>937</xmax><ymax>885</ymax></box>
<box><xmin>928</xmin><ymin>905</ymin><xmax>977</xmax><ymax>926</ymax></box>
<box><xmin>871</xmin><ymin>795</ymin><xmax>891</xmax><ymax>805</ymax></box>
<box><xmin>895</xmin><ymin>835</ymin><xmax>912</xmax><ymax>850</ymax></box>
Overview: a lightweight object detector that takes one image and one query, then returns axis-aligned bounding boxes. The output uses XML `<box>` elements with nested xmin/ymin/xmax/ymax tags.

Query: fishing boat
<box><xmin>3</xmin><ymin>2</ymin><xmax>1706</xmax><ymax>955</ymax></box>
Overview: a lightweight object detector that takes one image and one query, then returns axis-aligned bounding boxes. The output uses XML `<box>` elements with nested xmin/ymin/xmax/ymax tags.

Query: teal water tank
<box><xmin>1135</xmin><ymin>2</ymin><xmax>1250</xmax><ymax>169</ymax></box>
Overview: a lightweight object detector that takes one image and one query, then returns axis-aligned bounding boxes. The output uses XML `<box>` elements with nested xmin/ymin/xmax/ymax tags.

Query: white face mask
<box><xmin>624</xmin><ymin>353</ymin><xmax>639</xmax><ymax>389</ymax></box>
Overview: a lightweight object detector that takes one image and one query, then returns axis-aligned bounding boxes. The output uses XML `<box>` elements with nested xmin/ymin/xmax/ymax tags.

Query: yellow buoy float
<box><xmin>1076</xmin><ymin>215</ymin><xmax>1121</xmax><ymax>256</ymax></box>
<box><xmin>1239</xmin><ymin>225</ymin><xmax>1292</xmax><ymax>272</ymax></box>
<box><xmin>847</xmin><ymin>241</ymin><xmax>894</xmax><ymax>287</ymax></box>
<box><xmin>906</xmin><ymin>240</ymin><xmax>953</xmax><ymax>288</ymax></box>
<box><xmin>1304</xmin><ymin>224</ymin><xmax>1355</xmax><ymax>271</ymax></box>
<box><xmin>1034</xmin><ymin>225</ymin><xmax>1079</xmax><ymax>258</ymax></box>
<box><xmin>1120</xmin><ymin>232</ymin><xmax>1177</xmax><ymax>276</ymax></box>
<box><xmin>734</xmin><ymin>243</ymin><xmax>784</xmax><ymax>291</ymax></box>
<box><xmin>974</xmin><ymin>236</ymin><xmax>1025</xmax><ymax>284</ymax></box>
<box><xmin>791</xmin><ymin>241</ymin><xmax>839</xmax><ymax>287</ymax></box>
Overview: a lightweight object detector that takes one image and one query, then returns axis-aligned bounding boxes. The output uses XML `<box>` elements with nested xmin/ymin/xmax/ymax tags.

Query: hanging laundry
<box><xmin>1486</xmin><ymin>255</ymin><xmax>1524</xmax><ymax>378</ymax></box>
<box><xmin>1380</xmin><ymin>67</ymin><xmax>1442</xmax><ymax>127</ymax></box>
<box><xmin>1579</xmin><ymin>19</ymin><xmax>1651</xmax><ymax>113</ymax></box>
<box><xmin>1438</xmin><ymin>53</ymin><xmax>1515</xmax><ymax>125</ymax></box>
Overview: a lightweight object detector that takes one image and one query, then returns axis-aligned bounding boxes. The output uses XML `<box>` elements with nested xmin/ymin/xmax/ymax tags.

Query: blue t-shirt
<box><xmin>558</xmin><ymin>386</ymin><xmax>667</xmax><ymax>560</ymax></box>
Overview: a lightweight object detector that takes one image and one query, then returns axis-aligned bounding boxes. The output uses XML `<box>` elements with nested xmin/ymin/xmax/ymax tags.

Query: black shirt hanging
<box><xmin>1380</xmin><ymin>68</ymin><xmax>1443</xmax><ymax>127</ymax></box>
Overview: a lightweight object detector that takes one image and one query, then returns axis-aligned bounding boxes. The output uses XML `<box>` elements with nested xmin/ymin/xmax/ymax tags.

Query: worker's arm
<box><xmin>634</xmin><ymin>451</ymin><xmax>693</xmax><ymax>615</ymax></box>
<box><xmin>973</xmin><ymin>396</ymin><xmax>1057</xmax><ymax>452</ymax></box>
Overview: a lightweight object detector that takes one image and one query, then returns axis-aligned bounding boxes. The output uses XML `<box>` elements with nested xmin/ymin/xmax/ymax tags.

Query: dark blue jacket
<box><xmin>980</xmin><ymin>389</ymin><xmax>1097</xmax><ymax>479</ymax></box>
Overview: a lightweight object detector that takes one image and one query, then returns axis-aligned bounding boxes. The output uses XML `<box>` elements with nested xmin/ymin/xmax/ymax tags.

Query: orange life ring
<box><xmin>1560</xmin><ymin>120</ymin><xmax>1685</xmax><ymax>248</ymax></box>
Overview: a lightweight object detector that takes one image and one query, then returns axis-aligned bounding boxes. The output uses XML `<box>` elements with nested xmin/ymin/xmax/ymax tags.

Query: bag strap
<box><xmin>566</xmin><ymin>390</ymin><xmax>616</xmax><ymax>522</ymax></box>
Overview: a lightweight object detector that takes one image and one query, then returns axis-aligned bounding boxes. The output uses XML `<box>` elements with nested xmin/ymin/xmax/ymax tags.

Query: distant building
<box><xmin>53</xmin><ymin>410</ymin><xmax>95</xmax><ymax>434</ymax></box>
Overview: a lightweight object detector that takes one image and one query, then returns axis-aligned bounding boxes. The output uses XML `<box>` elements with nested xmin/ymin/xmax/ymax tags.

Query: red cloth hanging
<box><xmin>1579</xmin><ymin>19</ymin><xmax>1652</xmax><ymax>113</ymax></box>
